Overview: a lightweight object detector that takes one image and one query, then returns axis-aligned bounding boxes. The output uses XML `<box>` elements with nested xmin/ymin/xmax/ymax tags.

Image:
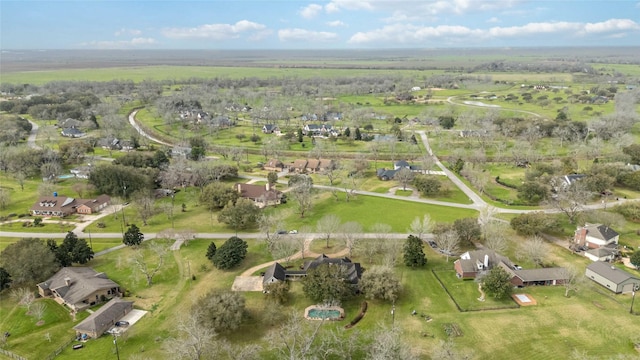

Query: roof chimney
<box><xmin>64</xmin><ymin>277</ymin><xmax>71</xmax><ymax>286</ymax></box>
<box><xmin>484</xmin><ymin>254</ymin><xmax>489</xmax><ymax>268</ymax></box>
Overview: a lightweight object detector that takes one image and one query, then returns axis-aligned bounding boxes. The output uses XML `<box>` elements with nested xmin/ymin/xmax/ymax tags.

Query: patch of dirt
<box><xmin>36</xmin><ymin>320</ymin><xmax>45</xmax><ymax>326</ymax></box>
<box><xmin>593</xmin><ymin>301</ymin><xmax>605</xmax><ymax>309</ymax></box>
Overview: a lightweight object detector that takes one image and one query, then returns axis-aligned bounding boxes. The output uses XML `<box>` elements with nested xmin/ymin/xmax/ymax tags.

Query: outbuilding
<box><xmin>585</xmin><ymin>261</ymin><xmax>640</xmax><ymax>294</ymax></box>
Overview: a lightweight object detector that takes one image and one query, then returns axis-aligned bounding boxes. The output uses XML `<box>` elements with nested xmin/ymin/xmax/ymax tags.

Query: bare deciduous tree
<box><xmin>164</xmin><ymin>310</ymin><xmax>217</xmax><ymax>360</ymax></box>
<box><xmin>340</xmin><ymin>221</ymin><xmax>363</xmax><ymax>258</ymax></box>
<box><xmin>267</xmin><ymin>312</ymin><xmax>326</xmax><ymax>360</ymax></box>
<box><xmin>483</xmin><ymin>222</ymin><xmax>510</xmax><ymax>254</ymax></box>
<box><xmin>132</xmin><ymin>240</ymin><xmax>169</xmax><ymax>286</ymax></box>
<box><xmin>547</xmin><ymin>179</ymin><xmax>593</xmax><ymax>224</ymax></box>
<box><xmin>518</xmin><ymin>236</ymin><xmax>549</xmax><ymax>268</ymax></box>
<box><xmin>316</xmin><ymin>214</ymin><xmax>341</xmax><ymax>249</ymax></box>
<box><xmin>408</xmin><ymin>214</ymin><xmax>433</xmax><ymax>240</ymax></box>
<box><xmin>557</xmin><ymin>265</ymin><xmax>583</xmax><ymax>297</ymax></box>
<box><xmin>395</xmin><ymin>168</ymin><xmax>414</xmax><ymax>191</ymax></box>
<box><xmin>435</xmin><ymin>230</ymin><xmax>460</xmax><ymax>262</ymax></box>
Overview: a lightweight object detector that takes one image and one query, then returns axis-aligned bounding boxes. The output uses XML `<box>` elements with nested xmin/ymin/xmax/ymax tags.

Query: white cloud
<box><xmin>349</xmin><ymin>18</ymin><xmax>640</xmax><ymax>45</ymax></box>
<box><xmin>327</xmin><ymin>0</ymin><xmax>374</xmax><ymax>11</ymax></box>
<box><xmin>583</xmin><ymin>19</ymin><xmax>640</xmax><ymax>33</ymax></box>
<box><xmin>300</xmin><ymin>4</ymin><xmax>323</xmax><ymax>19</ymax></box>
<box><xmin>278</xmin><ymin>28</ymin><xmax>339</xmax><ymax>43</ymax></box>
<box><xmin>114</xmin><ymin>28</ymin><xmax>142</xmax><ymax>37</ymax></box>
<box><xmin>80</xmin><ymin>37</ymin><xmax>157</xmax><ymax>49</ymax></box>
<box><xmin>327</xmin><ymin>20</ymin><xmax>346</xmax><ymax>27</ymax></box>
<box><xmin>162</xmin><ymin>20</ymin><xmax>268</xmax><ymax>40</ymax></box>
<box><xmin>487</xmin><ymin>17</ymin><xmax>500</xmax><ymax>24</ymax></box>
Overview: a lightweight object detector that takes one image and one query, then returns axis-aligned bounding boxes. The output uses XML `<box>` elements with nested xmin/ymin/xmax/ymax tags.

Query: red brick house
<box><xmin>30</xmin><ymin>194</ymin><xmax>110</xmax><ymax>217</ymax></box>
<box><xmin>235</xmin><ymin>183</ymin><xmax>283</xmax><ymax>208</ymax></box>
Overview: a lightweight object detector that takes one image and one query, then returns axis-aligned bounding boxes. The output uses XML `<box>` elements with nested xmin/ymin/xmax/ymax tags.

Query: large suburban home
<box><xmin>262</xmin><ymin>255</ymin><xmax>362</xmax><ymax>288</ymax></box>
<box><xmin>30</xmin><ymin>194</ymin><xmax>110</xmax><ymax>217</ymax></box>
<box><xmin>262</xmin><ymin>124</ymin><xmax>280</xmax><ymax>134</ymax></box>
<box><xmin>235</xmin><ymin>183</ymin><xmax>283</xmax><ymax>208</ymax></box>
<box><xmin>585</xmin><ymin>261</ymin><xmax>640</xmax><ymax>293</ymax></box>
<box><xmin>376</xmin><ymin>168</ymin><xmax>398</xmax><ymax>181</ymax></box>
<box><xmin>73</xmin><ymin>297</ymin><xmax>134</xmax><ymax>338</ymax></box>
<box><xmin>37</xmin><ymin>267</ymin><xmax>122</xmax><ymax>312</ymax></box>
<box><xmin>455</xmin><ymin>250</ymin><xmax>567</xmax><ymax>286</ymax></box>
<box><xmin>574</xmin><ymin>223</ymin><xmax>619</xmax><ymax>249</ymax></box>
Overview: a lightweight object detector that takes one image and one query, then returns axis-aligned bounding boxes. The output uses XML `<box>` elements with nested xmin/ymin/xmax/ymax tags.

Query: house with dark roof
<box><xmin>30</xmin><ymin>194</ymin><xmax>110</xmax><ymax>217</ymax></box>
<box><xmin>73</xmin><ymin>297</ymin><xmax>133</xmax><ymax>338</ymax></box>
<box><xmin>262</xmin><ymin>255</ymin><xmax>363</xmax><ymax>287</ymax></box>
<box><xmin>498</xmin><ymin>263</ymin><xmax>568</xmax><ymax>287</ymax></box>
<box><xmin>585</xmin><ymin>261</ymin><xmax>640</xmax><ymax>293</ymax></box>
<box><xmin>574</xmin><ymin>223</ymin><xmax>619</xmax><ymax>250</ymax></box>
<box><xmin>37</xmin><ymin>267</ymin><xmax>122</xmax><ymax>312</ymax></box>
<box><xmin>61</xmin><ymin>127</ymin><xmax>86</xmax><ymax>138</ymax></box>
<box><xmin>263</xmin><ymin>263</ymin><xmax>287</xmax><ymax>286</ymax></box>
<box><xmin>376</xmin><ymin>168</ymin><xmax>398</xmax><ymax>181</ymax></box>
<box><xmin>303</xmin><ymin>255</ymin><xmax>362</xmax><ymax>285</ymax></box>
<box><xmin>235</xmin><ymin>183</ymin><xmax>283</xmax><ymax>208</ymax></box>
<box><xmin>584</xmin><ymin>244</ymin><xmax>618</xmax><ymax>262</ymax></box>
<box><xmin>262</xmin><ymin>124</ymin><xmax>280</xmax><ymax>134</ymax></box>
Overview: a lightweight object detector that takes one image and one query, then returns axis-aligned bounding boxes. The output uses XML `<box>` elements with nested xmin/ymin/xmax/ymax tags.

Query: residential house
<box><xmin>454</xmin><ymin>249</ymin><xmax>513</xmax><ymax>279</ymax></box>
<box><xmin>303</xmin><ymin>124</ymin><xmax>337</xmax><ymax>137</ymax></box>
<box><xmin>574</xmin><ymin>223</ymin><xmax>619</xmax><ymax>249</ymax></box>
<box><xmin>376</xmin><ymin>168</ymin><xmax>398</xmax><ymax>181</ymax></box>
<box><xmin>584</xmin><ymin>245</ymin><xmax>618</xmax><ymax>262</ymax></box>
<box><xmin>454</xmin><ymin>249</ymin><xmax>567</xmax><ymax>287</ymax></box>
<box><xmin>585</xmin><ymin>261</ymin><xmax>640</xmax><ymax>293</ymax></box>
<box><xmin>70</xmin><ymin>166</ymin><xmax>91</xmax><ymax>179</ymax></box>
<box><xmin>58</xmin><ymin>118</ymin><xmax>83</xmax><ymax>129</ymax></box>
<box><xmin>73</xmin><ymin>298</ymin><xmax>134</xmax><ymax>338</ymax></box>
<box><xmin>262</xmin><ymin>124</ymin><xmax>280</xmax><ymax>134</ymax></box>
<box><xmin>498</xmin><ymin>263</ymin><xmax>568</xmax><ymax>287</ymax></box>
<box><xmin>262</xmin><ymin>263</ymin><xmax>287</xmax><ymax>287</ymax></box>
<box><xmin>289</xmin><ymin>159</ymin><xmax>308</xmax><ymax>173</ymax></box>
<box><xmin>171</xmin><ymin>146</ymin><xmax>192</xmax><ymax>158</ymax></box>
<box><xmin>304</xmin><ymin>254</ymin><xmax>362</xmax><ymax>285</ymax></box>
<box><xmin>61</xmin><ymin>127</ymin><xmax>86</xmax><ymax>138</ymax></box>
<box><xmin>37</xmin><ymin>267</ymin><xmax>122</xmax><ymax>312</ymax></box>
<box><xmin>318</xmin><ymin>159</ymin><xmax>335</xmax><ymax>172</ymax></box>
<box><xmin>394</xmin><ymin>160</ymin><xmax>423</xmax><ymax>173</ymax></box>
<box><xmin>30</xmin><ymin>194</ymin><xmax>110</xmax><ymax>217</ymax></box>
<box><xmin>262</xmin><ymin>255</ymin><xmax>362</xmax><ymax>288</ymax></box>
<box><xmin>235</xmin><ymin>183</ymin><xmax>283</xmax><ymax>208</ymax></box>
<box><xmin>306</xmin><ymin>159</ymin><xmax>321</xmax><ymax>173</ymax></box>
<box><xmin>264</xmin><ymin>159</ymin><xmax>285</xmax><ymax>172</ymax></box>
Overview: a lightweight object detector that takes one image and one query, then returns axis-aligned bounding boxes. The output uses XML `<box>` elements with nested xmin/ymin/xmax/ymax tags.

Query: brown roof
<box><xmin>318</xmin><ymin>159</ymin><xmax>333</xmax><ymax>169</ymax></box>
<box><xmin>235</xmin><ymin>183</ymin><xmax>282</xmax><ymax>201</ymax></box>
<box><xmin>30</xmin><ymin>196</ymin><xmax>77</xmax><ymax>215</ymax></box>
<box><xmin>306</xmin><ymin>159</ymin><xmax>320</xmax><ymax>169</ymax></box>
<box><xmin>265</xmin><ymin>159</ymin><xmax>284</xmax><ymax>168</ymax></box>
<box><xmin>290</xmin><ymin>159</ymin><xmax>308</xmax><ymax>170</ymax></box>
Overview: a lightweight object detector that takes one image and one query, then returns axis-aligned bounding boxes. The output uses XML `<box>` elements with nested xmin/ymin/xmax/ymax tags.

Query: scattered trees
<box><xmin>510</xmin><ymin>212</ymin><xmax>560</xmax><ymax>236</ymax></box>
<box><xmin>211</xmin><ymin>236</ymin><xmax>248</xmax><ymax>270</ymax></box>
<box><xmin>205</xmin><ymin>241</ymin><xmax>217</xmax><ymax>261</ymax></box>
<box><xmin>408</xmin><ymin>214</ymin><xmax>433</xmax><ymax>241</ymax></box>
<box><xmin>630</xmin><ymin>251</ymin><xmax>640</xmax><ymax>269</ymax></box>
<box><xmin>132</xmin><ymin>240</ymin><xmax>169</xmax><ymax>286</ymax></box>
<box><xmin>434</xmin><ymin>229</ymin><xmax>460</xmax><ymax>262</ymax></box>
<box><xmin>200</xmin><ymin>182</ymin><xmax>239</xmax><ymax>211</ymax></box>
<box><xmin>403</xmin><ymin>235</ymin><xmax>427</xmax><ymax>268</ymax></box>
<box><xmin>316</xmin><ymin>214</ymin><xmax>341</xmax><ymax>249</ymax></box>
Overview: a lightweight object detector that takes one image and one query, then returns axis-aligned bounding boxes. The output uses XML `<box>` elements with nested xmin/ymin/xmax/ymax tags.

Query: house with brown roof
<box><xmin>289</xmin><ymin>159</ymin><xmax>308</xmax><ymax>173</ymax></box>
<box><xmin>235</xmin><ymin>183</ymin><xmax>283</xmax><ymax>208</ymax></box>
<box><xmin>264</xmin><ymin>158</ymin><xmax>285</xmax><ymax>172</ymax></box>
<box><xmin>73</xmin><ymin>297</ymin><xmax>133</xmax><ymax>338</ymax></box>
<box><xmin>30</xmin><ymin>194</ymin><xmax>110</xmax><ymax>217</ymax></box>
<box><xmin>37</xmin><ymin>267</ymin><xmax>122</xmax><ymax>312</ymax></box>
<box><xmin>306</xmin><ymin>159</ymin><xmax>321</xmax><ymax>173</ymax></box>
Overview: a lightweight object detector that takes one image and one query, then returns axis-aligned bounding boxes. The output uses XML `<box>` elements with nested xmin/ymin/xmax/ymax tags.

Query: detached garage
<box><xmin>585</xmin><ymin>261</ymin><xmax>640</xmax><ymax>294</ymax></box>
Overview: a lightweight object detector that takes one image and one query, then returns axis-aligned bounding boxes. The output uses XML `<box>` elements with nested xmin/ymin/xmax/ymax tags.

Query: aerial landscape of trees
<box><xmin>1</xmin><ymin>46</ymin><xmax>640</xmax><ymax>359</ymax></box>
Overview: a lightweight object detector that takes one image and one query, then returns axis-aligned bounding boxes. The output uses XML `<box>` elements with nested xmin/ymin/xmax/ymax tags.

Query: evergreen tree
<box><xmin>296</xmin><ymin>128</ymin><xmax>304</xmax><ymax>143</ymax></box>
<box><xmin>354</xmin><ymin>127</ymin><xmax>362</xmax><ymax>141</ymax></box>
<box><xmin>403</xmin><ymin>235</ymin><xmax>427</xmax><ymax>268</ymax></box>
<box><xmin>206</xmin><ymin>241</ymin><xmax>217</xmax><ymax>261</ymax></box>
<box><xmin>59</xmin><ymin>231</ymin><xmax>94</xmax><ymax>264</ymax></box>
<box><xmin>482</xmin><ymin>267</ymin><xmax>513</xmax><ymax>299</ymax></box>
<box><xmin>123</xmin><ymin>224</ymin><xmax>144</xmax><ymax>247</ymax></box>
<box><xmin>0</xmin><ymin>267</ymin><xmax>12</xmax><ymax>291</ymax></box>
<box><xmin>212</xmin><ymin>236</ymin><xmax>248</xmax><ymax>270</ymax></box>
<box><xmin>343</xmin><ymin>127</ymin><xmax>351</xmax><ymax>138</ymax></box>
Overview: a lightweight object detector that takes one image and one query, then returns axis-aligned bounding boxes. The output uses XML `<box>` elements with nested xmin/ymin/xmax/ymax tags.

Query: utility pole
<box><xmin>631</xmin><ymin>285</ymin><xmax>639</xmax><ymax>314</ymax></box>
<box><xmin>112</xmin><ymin>333</ymin><xmax>120</xmax><ymax>360</ymax></box>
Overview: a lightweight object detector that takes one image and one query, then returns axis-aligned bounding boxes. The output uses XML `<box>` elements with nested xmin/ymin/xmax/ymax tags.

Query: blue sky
<box><xmin>1</xmin><ymin>1</ymin><xmax>639</xmax><ymax>49</ymax></box>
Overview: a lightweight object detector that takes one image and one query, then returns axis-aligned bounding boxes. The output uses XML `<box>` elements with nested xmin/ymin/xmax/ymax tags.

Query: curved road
<box><xmin>26</xmin><ymin>119</ymin><xmax>41</xmax><ymax>149</ymax></box>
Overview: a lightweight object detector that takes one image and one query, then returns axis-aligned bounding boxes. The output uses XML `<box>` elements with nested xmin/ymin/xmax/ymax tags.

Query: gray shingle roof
<box><xmin>584</xmin><ymin>224</ymin><xmax>619</xmax><ymax>241</ymax></box>
<box><xmin>513</xmin><ymin>267</ymin><xmax>568</xmax><ymax>282</ymax></box>
<box><xmin>587</xmin><ymin>261</ymin><xmax>639</xmax><ymax>285</ymax></box>
<box><xmin>38</xmin><ymin>267</ymin><xmax>119</xmax><ymax>306</ymax></box>
<box><xmin>73</xmin><ymin>297</ymin><xmax>133</xmax><ymax>335</ymax></box>
<box><xmin>263</xmin><ymin>263</ymin><xmax>286</xmax><ymax>285</ymax></box>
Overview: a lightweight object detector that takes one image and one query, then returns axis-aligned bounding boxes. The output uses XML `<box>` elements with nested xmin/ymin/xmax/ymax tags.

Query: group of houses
<box><xmin>37</xmin><ymin>267</ymin><xmax>135</xmax><ymax>338</ymax></box>
<box><xmin>262</xmin><ymin>158</ymin><xmax>335</xmax><ymax>174</ymax></box>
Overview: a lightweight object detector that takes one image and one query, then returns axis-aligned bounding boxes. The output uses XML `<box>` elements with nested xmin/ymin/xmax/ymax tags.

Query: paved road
<box><xmin>128</xmin><ymin>110</ymin><xmax>173</xmax><ymax>147</ymax></box>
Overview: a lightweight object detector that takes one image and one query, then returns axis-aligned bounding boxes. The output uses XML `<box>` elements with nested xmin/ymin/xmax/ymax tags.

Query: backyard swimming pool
<box><xmin>304</xmin><ymin>305</ymin><xmax>344</xmax><ymax>321</ymax></box>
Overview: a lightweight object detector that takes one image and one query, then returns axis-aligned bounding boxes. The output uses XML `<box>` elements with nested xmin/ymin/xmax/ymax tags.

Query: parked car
<box><xmin>289</xmin><ymin>230</ymin><xmax>298</xmax><ymax>234</ymax></box>
<box><xmin>513</xmin><ymin>264</ymin><xmax>523</xmax><ymax>270</ymax></box>
<box><xmin>115</xmin><ymin>321</ymin><xmax>129</xmax><ymax>327</ymax></box>
<box><xmin>276</xmin><ymin>230</ymin><xmax>287</xmax><ymax>235</ymax></box>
